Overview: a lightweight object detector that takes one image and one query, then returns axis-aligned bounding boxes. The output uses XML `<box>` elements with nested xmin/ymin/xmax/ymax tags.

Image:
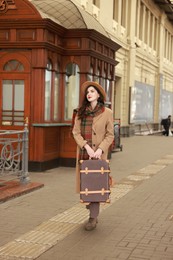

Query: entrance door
<box><xmin>0</xmin><ymin>58</ymin><xmax>30</xmax><ymax>130</ymax></box>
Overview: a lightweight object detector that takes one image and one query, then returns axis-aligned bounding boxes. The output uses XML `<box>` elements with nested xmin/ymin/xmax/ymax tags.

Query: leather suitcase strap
<box><xmin>80</xmin><ymin>167</ymin><xmax>110</xmax><ymax>174</ymax></box>
<box><xmin>80</xmin><ymin>188</ymin><xmax>110</xmax><ymax>196</ymax></box>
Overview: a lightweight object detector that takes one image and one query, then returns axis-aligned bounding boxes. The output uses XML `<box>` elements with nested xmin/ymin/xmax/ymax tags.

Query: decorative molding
<box><xmin>120</xmin><ymin>26</ymin><xmax>126</xmax><ymax>37</ymax></box>
<box><xmin>112</xmin><ymin>20</ymin><xmax>118</xmax><ymax>32</ymax></box>
<box><xmin>0</xmin><ymin>0</ymin><xmax>16</xmax><ymax>13</ymax></box>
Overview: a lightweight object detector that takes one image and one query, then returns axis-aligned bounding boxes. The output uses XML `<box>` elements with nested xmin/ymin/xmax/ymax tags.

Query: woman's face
<box><xmin>86</xmin><ymin>86</ymin><xmax>100</xmax><ymax>103</ymax></box>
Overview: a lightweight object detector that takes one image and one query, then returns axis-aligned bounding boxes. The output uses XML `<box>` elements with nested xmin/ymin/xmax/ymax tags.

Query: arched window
<box><xmin>64</xmin><ymin>63</ymin><xmax>80</xmax><ymax>120</ymax></box>
<box><xmin>3</xmin><ymin>60</ymin><xmax>24</xmax><ymax>72</ymax></box>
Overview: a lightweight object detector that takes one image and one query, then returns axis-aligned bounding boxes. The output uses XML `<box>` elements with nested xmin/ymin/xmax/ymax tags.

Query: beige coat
<box><xmin>72</xmin><ymin>107</ymin><xmax>114</xmax><ymax>193</ymax></box>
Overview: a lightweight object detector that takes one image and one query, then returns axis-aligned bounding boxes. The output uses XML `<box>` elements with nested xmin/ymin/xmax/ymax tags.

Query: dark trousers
<box><xmin>163</xmin><ymin>127</ymin><xmax>169</xmax><ymax>136</ymax></box>
<box><xmin>87</xmin><ymin>202</ymin><xmax>100</xmax><ymax>218</ymax></box>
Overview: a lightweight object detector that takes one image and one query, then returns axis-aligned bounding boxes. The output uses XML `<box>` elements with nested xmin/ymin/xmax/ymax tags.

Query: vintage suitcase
<box><xmin>80</xmin><ymin>159</ymin><xmax>111</xmax><ymax>203</ymax></box>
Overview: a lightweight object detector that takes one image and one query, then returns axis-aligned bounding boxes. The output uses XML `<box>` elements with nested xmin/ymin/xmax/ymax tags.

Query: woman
<box><xmin>72</xmin><ymin>81</ymin><xmax>114</xmax><ymax>231</ymax></box>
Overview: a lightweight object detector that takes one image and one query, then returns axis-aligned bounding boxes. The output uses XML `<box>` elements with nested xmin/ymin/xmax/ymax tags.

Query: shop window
<box><xmin>64</xmin><ymin>63</ymin><xmax>80</xmax><ymax>120</ymax></box>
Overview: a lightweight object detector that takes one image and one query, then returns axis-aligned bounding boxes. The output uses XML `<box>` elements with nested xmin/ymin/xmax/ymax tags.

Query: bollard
<box><xmin>20</xmin><ymin>124</ymin><xmax>30</xmax><ymax>184</ymax></box>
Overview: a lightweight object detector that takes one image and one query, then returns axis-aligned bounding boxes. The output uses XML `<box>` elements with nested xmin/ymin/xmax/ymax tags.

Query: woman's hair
<box><xmin>78</xmin><ymin>85</ymin><xmax>105</xmax><ymax>119</ymax></box>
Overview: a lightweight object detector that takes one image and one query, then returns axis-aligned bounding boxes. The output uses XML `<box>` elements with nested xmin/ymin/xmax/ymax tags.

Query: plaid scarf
<box><xmin>79</xmin><ymin>103</ymin><xmax>105</xmax><ymax>160</ymax></box>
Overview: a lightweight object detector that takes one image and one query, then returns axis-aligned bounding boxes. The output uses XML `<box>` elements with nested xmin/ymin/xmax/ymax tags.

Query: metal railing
<box><xmin>0</xmin><ymin>124</ymin><xmax>30</xmax><ymax>185</ymax></box>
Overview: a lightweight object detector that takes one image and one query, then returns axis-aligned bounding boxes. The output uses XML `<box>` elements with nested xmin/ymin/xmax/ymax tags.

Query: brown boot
<box><xmin>85</xmin><ymin>218</ymin><xmax>97</xmax><ymax>231</ymax></box>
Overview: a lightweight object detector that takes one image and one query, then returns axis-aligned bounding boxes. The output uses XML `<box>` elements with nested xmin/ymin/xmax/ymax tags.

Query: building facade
<box><xmin>76</xmin><ymin>0</ymin><xmax>173</xmax><ymax>135</ymax></box>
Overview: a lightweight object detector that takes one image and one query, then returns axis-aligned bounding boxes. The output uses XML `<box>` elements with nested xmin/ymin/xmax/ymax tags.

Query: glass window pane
<box><xmin>64</xmin><ymin>63</ymin><xmax>80</xmax><ymax>120</ymax></box>
<box><xmin>54</xmin><ymin>72</ymin><xmax>59</xmax><ymax>120</ymax></box>
<box><xmin>14</xmin><ymin>80</ymin><xmax>24</xmax><ymax>110</ymax></box>
<box><xmin>106</xmin><ymin>79</ymin><xmax>111</xmax><ymax>102</ymax></box>
<box><xmin>3</xmin><ymin>80</ymin><xmax>13</xmax><ymax>110</ymax></box>
<box><xmin>14</xmin><ymin>117</ymin><xmax>23</xmax><ymax>121</ymax></box>
<box><xmin>2</xmin><ymin>116</ymin><xmax>12</xmax><ymax>120</ymax></box>
<box><xmin>17</xmin><ymin>63</ymin><xmax>24</xmax><ymax>71</ymax></box>
<box><xmin>94</xmin><ymin>69</ymin><xmax>100</xmax><ymax>83</ymax></box>
<box><xmin>2</xmin><ymin>79</ymin><xmax>25</xmax><ymax>126</ymax></box>
<box><xmin>87</xmin><ymin>66</ymin><xmax>93</xmax><ymax>81</ymax></box>
<box><xmin>3</xmin><ymin>60</ymin><xmax>24</xmax><ymax>71</ymax></box>
<box><xmin>3</xmin><ymin>63</ymin><xmax>11</xmax><ymax>71</ymax></box>
<box><xmin>44</xmin><ymin>68</ymin><xmax>52</xmax><ymax>121</ymax></box>
<box><xmin>14</xmin><ymin>111</ymin><xmax>24</xmax><ymax>126</ymax></box>
<box><xmin>102</xmin><ymin>71</ymin><xmax>106</xmax><ymax>89</ymax></box>
<box><xmin>3</xmin><ymin>111</ymin><xmax>12</xmax><ymax>116</ymax></box>
<box><xmin>14</xmin><ymin>111</ymin><xmax>24</xmax><ymax>116</ymax></box>
<box><xmin>14</xmin><ymin>122</ymin><xmax>24</xmax><ymax>126</ymax></box>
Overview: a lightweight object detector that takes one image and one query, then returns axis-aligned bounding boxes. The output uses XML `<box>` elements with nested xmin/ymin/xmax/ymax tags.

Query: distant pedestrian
<box><xmin>72</xmin><ymin>81</ymin><xmax>114</xmax><ymax>231</ymax></box>
<box><xmin>161</xmin><ymin>115</ymin><xmax>172</xmax><ymax>136</ymax></box>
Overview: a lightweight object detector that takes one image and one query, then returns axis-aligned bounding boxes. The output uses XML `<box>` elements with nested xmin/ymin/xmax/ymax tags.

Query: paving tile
<box><xmin>137</xmin><ymin>164</ymin><xmax>166</xmax><ymax>174</ymax></box>
<box><xmin>0</xmin><ymin>241</ymin><xmax>50</xmax><ymax>259</ymax></box>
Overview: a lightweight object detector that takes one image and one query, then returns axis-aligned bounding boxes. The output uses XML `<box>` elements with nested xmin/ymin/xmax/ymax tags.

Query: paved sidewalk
<box><xmin>0</xmin><ymin>136</ymin><xmax>173</xmax><ymax>259</ymax></box>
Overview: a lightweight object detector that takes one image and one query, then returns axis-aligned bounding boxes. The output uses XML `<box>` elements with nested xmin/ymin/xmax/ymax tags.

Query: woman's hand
<box><xmin>94</xmin><ymin>148</ymin><xmax>102</xmax><ymax>159</ymax></box>
<box><xmin>84</xmin><ymin>144</ymin><xmax>95</xmax><ymax>158</ymax></box>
